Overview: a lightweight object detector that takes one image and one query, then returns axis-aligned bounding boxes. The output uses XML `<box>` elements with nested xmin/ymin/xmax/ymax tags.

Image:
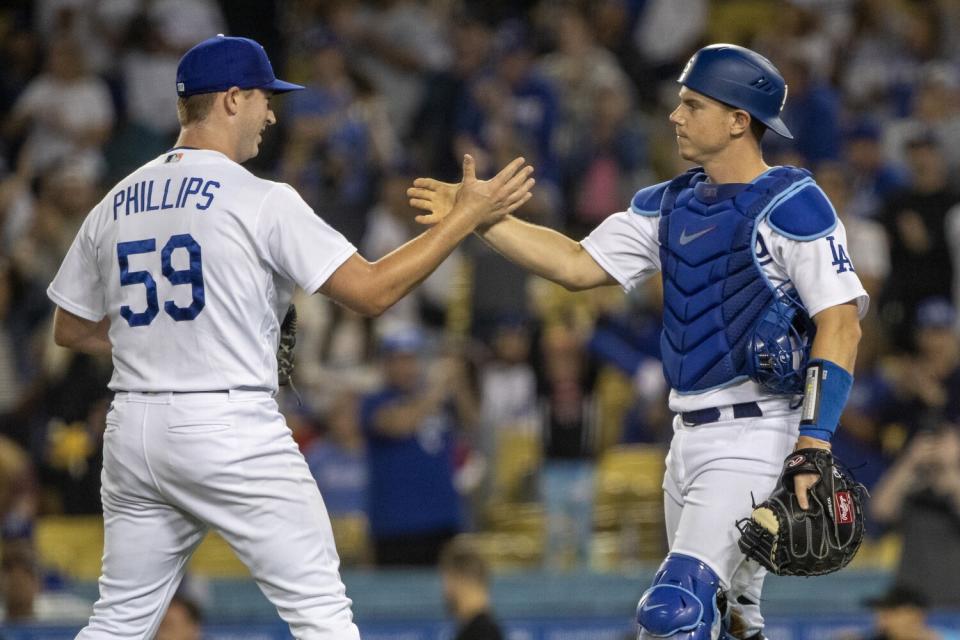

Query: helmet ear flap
<box><xmin>746</xmin><ymin>288</ymin><xmax>816</xmax><ymax>394</ymax></box>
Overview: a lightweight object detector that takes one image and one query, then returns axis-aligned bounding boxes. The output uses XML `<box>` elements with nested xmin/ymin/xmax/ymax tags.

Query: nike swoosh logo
<box><xmin>641</xmin><ymin>603</ymin><xmax>668</xmax><ymax>612</ymax></box>
<box><xmin>678</xmin><ymin>225</ymin><xmax>717</xmax><ymax>245</ymax></box>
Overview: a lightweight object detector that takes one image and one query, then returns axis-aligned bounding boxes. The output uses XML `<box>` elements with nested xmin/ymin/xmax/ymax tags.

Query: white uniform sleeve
<box><xmin>47</xmin><ymin>213</ymin><xmax>106</xmax><ymax>321</ymax></box>
<box><xmin>255</xmin><ymin>184</ymin><xmax>357</xmax><ymax>293</ymax></box>
<box><xmin>580</xmin><ymin>210</ymin><xmax>661</xmax><ymax>291</ymax></box>
<box><xmin>761</xmin><ymin>219</ymin><xmax>869</xmax><ymax>318</ymax></box>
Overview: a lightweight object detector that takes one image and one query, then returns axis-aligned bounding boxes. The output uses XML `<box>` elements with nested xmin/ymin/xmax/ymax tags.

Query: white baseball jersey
<box><xmin>580</xmin><ymin>183</ymin><xmax>869</xmax><ymax>413</ymax></box>
<box><xmin>47</xmin><ymin>147</ymin><xmax>357</xmax><ymax>392</ymax></box>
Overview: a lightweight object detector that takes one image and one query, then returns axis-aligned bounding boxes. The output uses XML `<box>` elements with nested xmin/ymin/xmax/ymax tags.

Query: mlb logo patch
<box><xmin>834</xmin><ymin>491</ymin><xmax>854</xmax><ymax>524</ymax></box>
<box><xmin>165</xmin><ymin>153</ymin><xmax>183</xmax><ymax>164</ymax></box>
<box><xmin>177</xmin><ymin>82</ymin><xmax>185</xmax><ymax>94</ymax></box>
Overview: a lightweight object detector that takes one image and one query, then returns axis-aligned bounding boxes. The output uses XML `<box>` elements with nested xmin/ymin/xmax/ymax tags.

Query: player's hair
<box><xmin>439</xmin><ymin>537</ymin><xmax>490</xmax><ymax>585</ymax></box>
<box><xmin>724</xmin><ymin>104</ymin><xmax>767</xmax><ymax>144</ymax></box>
<box><xmin>177</xmin><ymin>93</ymin><xmax>217</xmax><ymax>126</ymax></box>
<box><xmin>176</xmin><ymin>89</ymin><xmax>256</xmax><ymax>126</ymax></box>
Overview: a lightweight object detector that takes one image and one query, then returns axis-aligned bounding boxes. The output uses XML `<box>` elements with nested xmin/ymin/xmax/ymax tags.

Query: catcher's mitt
<box><xmin>737</xmin><ymin>448</ymin><xmax>865</xmax><ymax>576</ymax></box>
<box><xmin>277</xmin><ymin>304</ymin><xmax>297</xmax><ymax>386</ymax></box>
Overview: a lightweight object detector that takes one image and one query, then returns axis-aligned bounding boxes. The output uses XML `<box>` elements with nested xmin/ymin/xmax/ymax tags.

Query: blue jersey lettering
<box><xmin>160</xmin><ymin>178</ymin><xmax>175</xmax><ymax>210</ymax></box>
<box><xmin>197</xmin><ymin>180</ymin><xmax>220</xmax><ymax>210</ymax></box>
<box><xmin>112</xmin><ymin>176</ymin><xmax>220</xmax><ymax>221</ymax></box>
<box><xmin>826</xmin><ymin>235</ymin><xmax>854</xmax><ymax>273</ymax></box>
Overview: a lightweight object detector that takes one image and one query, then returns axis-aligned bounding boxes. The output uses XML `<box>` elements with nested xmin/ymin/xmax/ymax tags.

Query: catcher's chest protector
<box><xmin>658</xmin><ymin>167</ymin><xmax>810</xmax><ymax>393</ymax></box>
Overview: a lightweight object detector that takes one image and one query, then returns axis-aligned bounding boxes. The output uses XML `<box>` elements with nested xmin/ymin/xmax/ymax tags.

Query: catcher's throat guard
<box><xmin>737</xmin><ymin>448</ymin><xmax>865</xmax><ymax>576</ymax></box>
<box><xmin>745</xmin><ymin>287</ymin><xmax>815</xmax><ymax>395</ymax></box>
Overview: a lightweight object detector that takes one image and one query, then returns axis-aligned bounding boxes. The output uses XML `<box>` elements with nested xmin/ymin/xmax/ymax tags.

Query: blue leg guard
<box><xmin>636</xmin><ymin>553</ymin><xmax>729</xmax><ymax>639</ymax></box>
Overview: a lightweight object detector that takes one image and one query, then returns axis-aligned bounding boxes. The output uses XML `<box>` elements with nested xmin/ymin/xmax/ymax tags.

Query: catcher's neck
<box><xmin>700</xmin><ymin>137</ymin><xmax>768</xmax><ymax>185</ymax></box>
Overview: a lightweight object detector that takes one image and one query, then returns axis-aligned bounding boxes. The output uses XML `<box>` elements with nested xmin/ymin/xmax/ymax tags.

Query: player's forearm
<box><xmin>478</xmin><ymin>216</ymin><xmax>609</xmax><ymax>290</ymax></box>
<box><xmin>68</xmin><ymin>333</ymin><xmax>112</xmax><ymax>357</ymax></box>
<box><xmin>365</xmin><ymin>208</ymin><xmax>479</xmax><ymax>315</ymax></box>
<box><xmin>809</xmin><ymin>302</ymin><xmax>861</xmax><ymax>372</ymax></box>
<box><xmin>797</xmin><ymin>302</ymin><xmax>861</xmax><ymax>444</ymax></box>
<box><xmin>53</xmin><ymin>308</ymin><xmax>112</xmax><ymax>357</ymax></box>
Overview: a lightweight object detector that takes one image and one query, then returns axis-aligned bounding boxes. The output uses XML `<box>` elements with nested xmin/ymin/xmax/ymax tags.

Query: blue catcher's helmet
<box><xmin>679</xmin><ymin>43</ymin><xmax>793</xmax><ymax>139</ymax></box>
<box><xmin>746</xmin><ymin>288</ymin><xmax>816</xmax><ymax>395</ymax></box>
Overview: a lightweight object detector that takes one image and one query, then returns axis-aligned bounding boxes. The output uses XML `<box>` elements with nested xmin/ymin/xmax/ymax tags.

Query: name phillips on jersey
<box><xmin>112</xmin><ymin>176</ymin><xmax>221</xmax><ymax>220</ymax></box>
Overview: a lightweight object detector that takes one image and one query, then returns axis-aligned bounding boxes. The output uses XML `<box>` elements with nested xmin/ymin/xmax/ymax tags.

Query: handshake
<box><xmin>406</xmin><ymin>154</ymin><xmax>535</xmax><ymax>230</ymax></box>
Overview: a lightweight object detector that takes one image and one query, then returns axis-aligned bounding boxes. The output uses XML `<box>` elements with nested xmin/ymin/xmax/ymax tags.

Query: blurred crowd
<box><xmin>2</xmin><ymin>0</ymin><xmax>960</xmax><ymax>621</ymax></box>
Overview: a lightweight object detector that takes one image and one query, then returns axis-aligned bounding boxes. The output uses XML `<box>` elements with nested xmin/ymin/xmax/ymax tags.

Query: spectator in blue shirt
<box><xmin>304</xmin><ymin>390</ymin><xmax>368</xmax><ymax>518</ymax></box>
<box><xmin>361</xmin><ymin>328</ymin><xmax>478</xmax><ymax>566</ymax></box>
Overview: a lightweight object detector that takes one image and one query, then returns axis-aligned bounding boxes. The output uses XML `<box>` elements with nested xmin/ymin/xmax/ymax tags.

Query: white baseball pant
<box><xmin>76</xmin><ymin>390</ymin><xmax>360</xmax><ymax>640</ymax></box>
<box><xmin>662</xmin><ymin>400</ymin><xmax>800</xmax><ymax>638</ymax></box>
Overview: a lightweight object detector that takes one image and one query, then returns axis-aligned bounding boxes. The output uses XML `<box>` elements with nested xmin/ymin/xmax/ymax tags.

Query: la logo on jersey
<box><xmin>165</xmin><ymin>152</ymin><xmax>184</xmax><ymax>164</ymax></box>
<box><xmin>826</xmin><ymin>235</ymin><xmax>854</xmax><ymax>274</ymax></box>
<box><xmin>834</xmin><ymin>491</ymin><xmax>854</xmax><ymax>524</ymax></box>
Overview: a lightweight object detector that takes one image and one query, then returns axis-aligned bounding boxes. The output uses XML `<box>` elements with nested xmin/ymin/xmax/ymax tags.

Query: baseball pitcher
<box><xmin>48</xmin><ymin>35</ymin><xmax>534</xmax><ymax>639</ymax></box>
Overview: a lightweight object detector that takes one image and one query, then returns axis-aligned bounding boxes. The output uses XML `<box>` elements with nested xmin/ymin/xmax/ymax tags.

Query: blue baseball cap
<box><xmin>176</xmin><ymin>35</ymin><xmax>304</xmax><ymax>97</ymax></box>
<box><xmin>916</xmin><ymin>297</ymin><xmax>956</xmax><ymax>330</ymax></box>
<box><xmin>379</xmin><ymin>327</ymin><xmax>426</xmax><ymax>356</ymax></box>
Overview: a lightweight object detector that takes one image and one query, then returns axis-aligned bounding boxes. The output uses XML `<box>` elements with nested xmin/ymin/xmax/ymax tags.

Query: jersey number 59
<box><xmin>117</xmin><ymin>234</ymin><xmax>205</xmax><ymax>327</ymax></box>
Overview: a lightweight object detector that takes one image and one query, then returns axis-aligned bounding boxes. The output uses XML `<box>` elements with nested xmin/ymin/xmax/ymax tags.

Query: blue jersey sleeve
<box><xmin>629</xmin><ymin>180</ymin><xmax>671</xmax><ymax>217</ymax></box>
<box><xmin>766</xmin><ymin>182</ymin><xmax>838</xmax><ymax>241</ymax></box>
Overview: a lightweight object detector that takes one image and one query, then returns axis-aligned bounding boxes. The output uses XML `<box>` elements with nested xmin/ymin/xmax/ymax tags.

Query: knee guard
<box><xmin>636</xmin><ymin>553</ymin><xmax>726</xmax><ymax>639</ymax></box>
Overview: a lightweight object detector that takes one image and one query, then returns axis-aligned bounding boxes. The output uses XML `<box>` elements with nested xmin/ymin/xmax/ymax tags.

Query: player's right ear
<box><xmin>223</xmin><ymin>87</ymin><xmax>243</xmax><ymax>116</ymax></box>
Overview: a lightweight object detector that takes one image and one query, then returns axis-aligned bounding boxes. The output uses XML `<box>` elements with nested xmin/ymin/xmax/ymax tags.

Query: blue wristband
<box><xmin>798</xmin><ymin>358</ymin><xmax>853</xmax><ymax>441</ymax></box>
